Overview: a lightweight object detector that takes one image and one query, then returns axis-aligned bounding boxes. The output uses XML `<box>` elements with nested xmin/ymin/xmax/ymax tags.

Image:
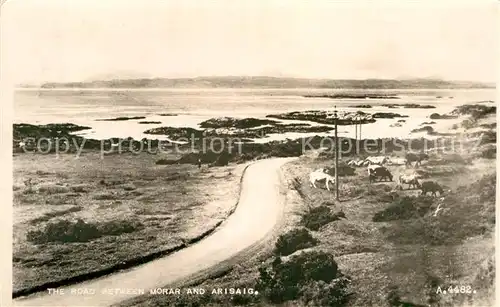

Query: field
<box><xmin>12</xmin><ymin>102</ymin><xmax>496</xmax><ymax>306</ymax></box>
<box><xmin>13</xmin><ymin>151</ymin><xmax>248</xmax><ymax>293</ymax></box>
<box><xmin>124</xmin><ymin>130</ymin><xmax>496</xmax><ymax>307</ymax></box>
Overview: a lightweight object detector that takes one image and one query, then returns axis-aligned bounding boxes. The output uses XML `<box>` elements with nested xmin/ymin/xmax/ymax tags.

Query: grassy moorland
<box><xmin>13</xmin><ymin>151</ymin><xmax>248</xmax><ymax>293</ymax></box>
<box><xmin>122</xmin><ymin>106</ymin><xmax>495</xmax><ymax>307</ymax></box>
<box><xmin>13</xmin><ymin>103</ymin><xmax>495</xmax><ymax>306</ymax></box>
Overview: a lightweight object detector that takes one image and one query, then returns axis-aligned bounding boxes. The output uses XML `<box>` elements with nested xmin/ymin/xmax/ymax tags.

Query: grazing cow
<box><xmin>398</xmin><ymin>174</ymin><xmax>421</xmax><ymax>190</ymax></box>
<box><xmin>405</xmin><ymin>152</ymin><xmax>429</xmax><ymax>167</ymax></box>
<box><xmin>346</xmin><ymin>160</ymin><xmax>366</xmax><ymax>167</ymax></box>
<box><xmin>347</xmin><ymin>160</ymin><xmax>364</xmax><ymax>167</ymax></box>
<box><xmin>367</xmin><ymin>164</ymin><xmax>382</xmax><ymax>175</ymax></box>
<box><xmin>309</xmin><ymin>168</ymin><xmax>336</xmax><ymax>191</ymax></box>
<box><xmin>364</xmin><ymin>156</ymin><xmax>388</xmax><ymax>165</ymax></box>
<box><xmin>368</xmin><ymin>165</ymin><xmax>393</xmax><ymax>183</ymax></box>
<box><xmin>420</xmin><ymin>181</ymin><xmax>445</xmax><ymax>196</ymax></box>
<box><xmin>386</xmin><ymin>157</ymin><xmax>407</xmax><ymax>166</ymax></box>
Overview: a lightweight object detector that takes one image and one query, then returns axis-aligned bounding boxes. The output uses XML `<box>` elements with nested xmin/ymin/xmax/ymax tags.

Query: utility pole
<box><xmin>355</xmin><ymin>119</ymin><xmax>358</xmax><ymax>140</ymax></box>
<box><xmin>359</xmin><ymin>119</ymin><xmax>362</xmax><ymax>140</ymax></box>
<box><xmin>354</xmin><ymin>115</ymin><xmax>359</xmax><ymax>155</ymax></box>
<box><xmin>333</xmin><ymin>107</ymin><xmax>339</xmax><ymax>200</ymax></box>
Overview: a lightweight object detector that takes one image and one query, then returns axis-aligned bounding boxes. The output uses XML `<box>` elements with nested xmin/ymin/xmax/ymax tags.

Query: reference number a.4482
<box><xmin>436</xmin><ymin>286</ymin><xmax>476</xmax><ymax>295</ymax></box>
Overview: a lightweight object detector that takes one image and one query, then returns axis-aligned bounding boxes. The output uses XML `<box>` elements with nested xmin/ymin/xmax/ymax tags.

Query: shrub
<box><xmin>301</xmin><ymin>278</ymin><xmax>352</xmax><ymax>307</ymax></box>
<box><xmin>411</xmin><ymin>126</ymin><xmax>434</xmax><ymax>134</ymax></box>
<box><xmin>38</xmin><ymin>184</ymin><xmax>70</xmax><ymax>194</ymax></box>
<box><xmin>212</xmin><ymin>152</ymin><xmax>230</xmax><ymax>166</ymax></box>
<box><xmin>386</xmin><ymin>285</ymin><xmax>402</xmax><ymax>306</ymax></box>
<box><xmin>93</xmin><ymin>192</ymin><xmax>118</xmax><ymax>200</ymax></box>
<box><xmin>481</xmin><ymin>147</ymin><xmax>496</xmax><ymax>159</ymax></box>
<box><xmin>27</xmin><ymin>219</ymin><xmax>100</xmax><ymax>243</ymax></box>
<box><xmin>97</xmin><ymin>219</ymin><xmax>143</xmax><ymax>236</ymax></box>
<box><xmin>230</xmin><ymin>294</ymin><xmax>254</xmax><ymax>306</ymax></box>
<box><xmin>301</xmin><ymin>205</ymin><xmax>338</xmax><ymax>231</ymax></box>
<box><xmin>384</xmin><ymin>175</ymin><xmax>495</xmax><ymax>246</ymax></box>
<box><xmin>121</xmin><ymin>183</ymin><xmax>136</xmax><ymax>191</ymax></box>
<box><xmin>70</xmin><ymin>184</ymin><xmax>89</xmax><ymax>193</ymax></box>
<box><xmin>27</xmin><ymin>219</ymin><xmax>143</xmax><ymax>244</ymax></box>
<box><xmin>452</xmin><ymin>104</ymin><xmax>496</xmax><ymax>120</ymax></box>
<box><xmin>275</xmin><ymin>228</ymin><xmax>318</xmax><ymax>256</ymax></box>
<box><xmin>155</xmin><ymin>159</ymin><xmax>179</xmax><ymax>165</ymax></box>
<box><xmin>256</xmin><ymin>251</ymin><xmax>348</xmax><ymax>305</ymax></box>
<box><xmin>461</xmin><ymin>119</ymin><xmax>474</xmax><ymax>130</ymax></box>
<box><xmin>373</xmin><ymin>196</ymin><xmax>434</xmax><ymax>222</ymax></box>
<box><xmin>324</xmin><ymin>164</ymin><xmax>356</xmax><ymax>176</ymax></box>
<box><xmin>479</xmin><ymin>130</ymin><xmax>496</xmax><ymax>145</ymax></box>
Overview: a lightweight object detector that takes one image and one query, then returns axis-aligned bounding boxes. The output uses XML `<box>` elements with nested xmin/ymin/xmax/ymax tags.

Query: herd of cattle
<box><xmin>309</xmin><ymin>152</ymin><xmax>447</xmax><ymax>197</ymax></box>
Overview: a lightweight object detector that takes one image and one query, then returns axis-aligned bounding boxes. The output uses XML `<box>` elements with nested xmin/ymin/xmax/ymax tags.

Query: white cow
<box><xmin>348</xmin><ymin>160</ymin><xmax>365</xmax><ymax>167</ymax></box>
<box><xmin>364</xmin><ymin>156</ymin><xmax>388</xmax><ymax>165</ymax></box>
<box><xmin>309</xmin><ymin>168</ymin><xmax>336</xmax><ymax>191</ymax></box>
<box><xmin>386</xmin><ymin>157</ymin><xmax>407</xmax><ymax>166</ymax></box>
<box><xmin>398</xmin><ymin>174</ymin><xmax>421</xmax><ymax>190</ymax></box>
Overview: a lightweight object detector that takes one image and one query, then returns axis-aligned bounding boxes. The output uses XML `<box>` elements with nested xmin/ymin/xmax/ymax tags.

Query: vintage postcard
<box><xmin>1</xmin><ymin>0</ymin><xmax>497</xmax><ymax>306</ymax></box>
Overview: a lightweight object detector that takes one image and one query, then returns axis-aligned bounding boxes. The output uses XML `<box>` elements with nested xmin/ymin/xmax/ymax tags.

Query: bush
<box><xmin>27</xmin><ymin>219</ymin><xmax>100</xmax><ymax>243</ymax></box>
<box><xmin>27</xmin><ymin>219</ymin><xmax>143</xmax><ymax>244</ymax></box>
<box><xmin>479</xmin><ymin>130</ymin><xmax>496</xmax><ymax>145</ymax></box>
<box><xmin>70</xmin><ymin>184</ymin><xmax>89</xmax><ymax>193</ymax></box>
<box><xmin>301</xmin><ymin>205</ymin><xmax>338</xmax><ymax>231</ymax></box>
<box><xmin>324</xmin><ymin>164</ymin><xmax>356</xmax><ymax>176</ymax></box>
<box><xmin>411</xmin><ymin>126</ymin><xmax>434</xmax><ymax>134</ymax></box>
<box><xmin>373</xmin><ymin>196</ymin><xmax>434</xmax><ymax>222</ymax></box>
<box><xmin>275</xmin><ymin>228</ymin><xmax>318</xmax><ymax>256</ymax></box>
<box><xmin>386</xmin><ymin>285</ymin><xmax>402</xmax><ymax>306</ymax></box>
<box><xmin>212</xmin><ymin>151</ymin><xmax>230</xmax><ymax>166</ymax></box>
<box><xmin>121</xmin><ymin>183</ymin><xmax>136</xmax><ymax>191</ymax></box>
<box><xmin>155</xmin><ymin>159</ymin><xmax>178</xmax><ymax>165</ymax></box>
<box><xmin>93</xmin><ymin>192</ymin><xmax>118</xmax><ymax>200</ymax></box>
<box><xmin>38</xmin><ymin>184</ymin><xmax>70</xmax><ymax>194</ymax></box>
<box><xmin>97</xmin><ymin>220</ymin><xmax>143</xmax><ymax>236</ymax></box>
<box><xmin>256</xmin><ymin>251</ymin><xmax>349</xmax><ymax>305</ymax></box>
<box><xmin>301</xmin><ymin>278</ymin><xmax>352</xmax><ymax>307</ymax></box>
<box><xmin>384</xmin><ymin>175</ymin><xmax>495</xmax><ymax>246</ymax></box>
<box><xmin>481</xmin><ymin>147</ymin><xmax>496</xmax><ymax>159</ymax></box>
<box><xmin>461</xmin><ymin>119</ymin><xmax>474</xmax><ymax>130</ymax></box>
<box><xmin>452</xmin><ymin>104</ymin><xmax>496</xmax><ymax>120</ymax></box>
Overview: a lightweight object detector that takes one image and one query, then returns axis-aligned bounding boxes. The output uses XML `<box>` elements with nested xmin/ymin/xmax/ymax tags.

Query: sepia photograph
<box><xmin>2</xmin><ymin>0</ymin><xmax>497</xmax><ymax>306</ymax></box>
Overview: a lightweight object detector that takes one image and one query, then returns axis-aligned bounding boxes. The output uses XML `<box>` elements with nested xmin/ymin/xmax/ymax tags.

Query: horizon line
<box><xmin>17</xmin><ymin>75</ymin><xmax>496</xmax><ymax>88</ymax></box>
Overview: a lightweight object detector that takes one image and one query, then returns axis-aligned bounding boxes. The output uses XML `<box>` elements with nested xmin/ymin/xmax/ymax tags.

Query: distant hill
<box><xmin>34</xmin><ymin>76</ymin><xmax>494</xmax><ymax>89</ymax></box>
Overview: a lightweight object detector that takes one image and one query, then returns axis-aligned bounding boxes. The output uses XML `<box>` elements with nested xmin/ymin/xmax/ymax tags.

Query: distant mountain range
<box><xmin>24</xmin><ymin>76</ymin><xmax>495</xmax><ymax>89</ymax></box>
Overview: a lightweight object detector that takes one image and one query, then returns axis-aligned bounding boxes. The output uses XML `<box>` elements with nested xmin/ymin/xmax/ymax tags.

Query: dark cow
<box><xmin>405</xmin><ymin>152</ymin><xmax>429</xmax><ymax>167</ymax></box>
<box><xmin>420</xmin><ymin>181</ymin><xmax>445</xmax><ymax>196</ymax></box>
<box><xmin>368</xmin><ymin>166</ymin><xmax>393</xmax><ymax>183</ymax></box>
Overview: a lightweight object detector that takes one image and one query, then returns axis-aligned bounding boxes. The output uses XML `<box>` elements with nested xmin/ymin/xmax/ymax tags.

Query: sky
<box><xmin>1</xmin><ymin>0</ymin><xmax>498</xmax><ymax>85</ymax></box>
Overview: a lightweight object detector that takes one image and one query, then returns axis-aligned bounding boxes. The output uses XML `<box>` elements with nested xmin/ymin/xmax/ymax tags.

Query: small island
<box><xmin>304</xmin><ymin>93</ymin><xmax>400</xmax><ymax>99</ymax></box>
<box><xmin>96</xmin><ymin>116</ymin><xmax>146</xmax><ymax>121</ymax></box>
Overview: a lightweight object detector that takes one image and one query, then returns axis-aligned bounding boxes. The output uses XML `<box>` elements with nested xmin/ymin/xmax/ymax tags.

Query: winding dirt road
<box><xmin>13</xmin><ymin>157</ymin><xmax>296</xmax><ymax>307</ymax></box>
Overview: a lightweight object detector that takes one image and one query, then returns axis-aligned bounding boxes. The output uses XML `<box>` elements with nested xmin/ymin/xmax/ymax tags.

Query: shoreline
<box><xmin>14</xmin><ymin>100</ymin><xmax>496</xmax><ymax>144</ymax></box>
